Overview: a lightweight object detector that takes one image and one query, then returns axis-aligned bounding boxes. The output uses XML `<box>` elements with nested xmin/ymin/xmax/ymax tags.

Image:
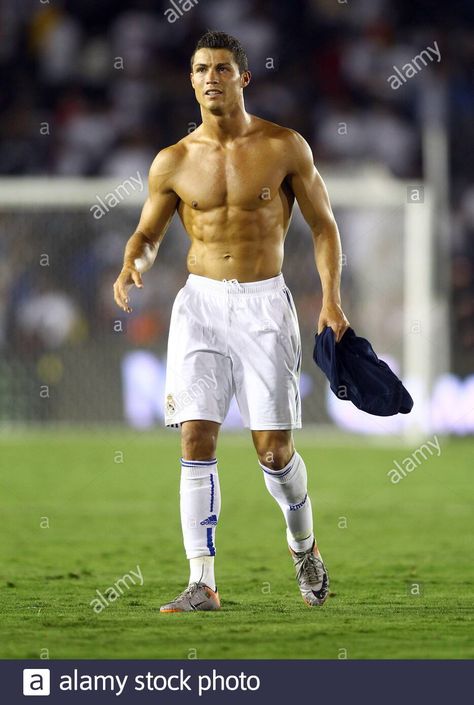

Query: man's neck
<box><xmin>200</xmin><ymin>104</ymin><xmax>252</xmax><ymax>144</ymax></box>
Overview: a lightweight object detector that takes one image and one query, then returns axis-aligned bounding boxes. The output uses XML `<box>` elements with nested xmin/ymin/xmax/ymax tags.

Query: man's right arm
<box><xmin>113</xmin><ymin>146</ymin><xmax>180</xmax><ymax>312</ymax></box>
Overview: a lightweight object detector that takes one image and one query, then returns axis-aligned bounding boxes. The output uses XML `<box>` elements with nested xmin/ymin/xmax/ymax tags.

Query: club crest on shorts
<box><xmin>166</xmin><ymin>394</ymin><xmax>176</xmax><ymax>416</ymax></box>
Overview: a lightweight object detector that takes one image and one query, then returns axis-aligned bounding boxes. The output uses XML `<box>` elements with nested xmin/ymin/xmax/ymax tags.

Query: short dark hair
<box><xmin>191</xmin><ymin>30</ymin><xmax>248</xmax><ymax>74</ymax></box>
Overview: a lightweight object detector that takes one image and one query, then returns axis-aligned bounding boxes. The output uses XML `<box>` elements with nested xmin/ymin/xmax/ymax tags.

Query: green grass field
<box><xmin>0</xmin><ymin>430</ymin><xmax>472</xmax><ymax>660</ymax></box>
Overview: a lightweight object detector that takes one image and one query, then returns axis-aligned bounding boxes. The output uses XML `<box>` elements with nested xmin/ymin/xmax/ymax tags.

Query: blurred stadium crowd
<box><xmin>0</xmin><ymin>0</ymin><xmax>473</xmax><ymax>424</ymax></box>
<box><xmin>1</xmin><ymin>0</ymin><xmax>472</xmax><ymax>179</ymax></box>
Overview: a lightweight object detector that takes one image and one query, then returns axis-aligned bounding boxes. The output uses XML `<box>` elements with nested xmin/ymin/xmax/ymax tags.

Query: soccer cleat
<box><xmin>160</xmin><ymin>582</ymin><xmax>221</xmax><ymax>613</ymax></box>
<box><xmin>289</xmin><ymin>541</ymin><xmax>329</xmax><ymax>607</ymax></box>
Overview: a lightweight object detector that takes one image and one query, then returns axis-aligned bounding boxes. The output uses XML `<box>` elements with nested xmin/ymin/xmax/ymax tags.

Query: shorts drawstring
<box><xmin>222</xmin><ymin>278</ymin><xmax>244</xmax><ymax>291</ymax></box>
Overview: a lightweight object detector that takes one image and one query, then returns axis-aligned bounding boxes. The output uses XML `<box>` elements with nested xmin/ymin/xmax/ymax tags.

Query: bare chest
<box><xmin>174</xmin><ymin>144</ymin><xmax>286</xmax><ymax>210</ymax></box>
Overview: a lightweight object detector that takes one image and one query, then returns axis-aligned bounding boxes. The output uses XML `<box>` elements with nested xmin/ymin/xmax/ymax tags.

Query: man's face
<box><xmin>190</xmin><ymin>48</ymin><xmax>250</xmax><ymax>114</ymax></box>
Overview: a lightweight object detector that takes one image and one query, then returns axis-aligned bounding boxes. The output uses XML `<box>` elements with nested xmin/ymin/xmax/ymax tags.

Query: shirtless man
<box><xmin>113</xmin><ymin>31</ymin><xmax>349</xmax><ymax>612</ymax></box>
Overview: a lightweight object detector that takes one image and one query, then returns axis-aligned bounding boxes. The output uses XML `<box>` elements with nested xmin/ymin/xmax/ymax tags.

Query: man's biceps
<box><xmin>313</xmin><ymin>170</ymin><xmax>333</xmax><ymax>203</ymax></box>
<box><xmin>287</xmin><ymin>172</ymin><xmax>309</xmax><ymax>203</ymax></box>
<box><xmin>147</xmin><ymin>190</ymin><xmax>178</xmax><ymax>216</ymax></box>
<box><xmin>137</xmin><ymin>198</ymin><xmax>162</xmax><ymax>233</ymax></box>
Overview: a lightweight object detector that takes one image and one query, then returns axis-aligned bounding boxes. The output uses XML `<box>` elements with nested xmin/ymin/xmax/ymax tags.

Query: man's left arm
<box><xmin>285</xmin><ymin>131</ymin><xmax>350</xmax><ymax>342</ymax></box>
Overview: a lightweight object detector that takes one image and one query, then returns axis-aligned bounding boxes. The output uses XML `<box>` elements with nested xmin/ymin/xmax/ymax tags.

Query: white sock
<box><xmin>189</xmin><ymin>556</ymin><xmax>216</xmax><ymax>592</ymax></box>
<box><xmin>259</xmin><ymin>450</ymin><xmax>315</xmax><ymax>553</ymax></box>
<box><xmin>180</xmin><ymin>458</ymin><xmax>220</xmax><ymax>591</ymax></box>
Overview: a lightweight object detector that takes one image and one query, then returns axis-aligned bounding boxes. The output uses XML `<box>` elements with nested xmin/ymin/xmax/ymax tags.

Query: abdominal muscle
<box><xmin>186</xmin><ymin>238</ymin><xmax>284</xmax><ymax>282</ymax></box>
<box><xmin>180</xmin><ymin>204</ymin><xmax>288</xmax><ymax>283</ymax></box>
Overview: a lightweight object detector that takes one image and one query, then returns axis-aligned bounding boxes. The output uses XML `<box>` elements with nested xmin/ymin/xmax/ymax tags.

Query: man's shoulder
<box><xmin>149</xmin><ymin>142</ymin><xmax>186</xmax><ymax>176</ymax></box>
<box><xmin>149</xmin><ymin>131</ymin><xmax>208</xmax><ymax>171</ymax></box>
<box><xmin>251</xmin><ymin>118</ymin><xmax>312</xmax><ymax>174</ymax></box>
<box><xmin>251</xmin><ymin>116</ymin><xmax>305</xmax><ymax>146</ymax></box>
<box><xmin>147</xmin><ymin>143</ymin><xmax>189</xmax><ymax>192</ymax></box>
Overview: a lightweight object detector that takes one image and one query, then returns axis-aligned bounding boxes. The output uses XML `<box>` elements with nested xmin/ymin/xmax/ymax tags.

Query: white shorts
<box><xmin>164</xmin><ymin>273</ymin><xmax>302</xmax><ymax>430</ymax></box>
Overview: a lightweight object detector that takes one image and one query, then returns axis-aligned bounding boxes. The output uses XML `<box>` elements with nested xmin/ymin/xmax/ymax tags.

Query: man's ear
<box><xmin>241</xmin><ymin>70</ymin><xmax>251</xmax><ymax>88</ymax></box>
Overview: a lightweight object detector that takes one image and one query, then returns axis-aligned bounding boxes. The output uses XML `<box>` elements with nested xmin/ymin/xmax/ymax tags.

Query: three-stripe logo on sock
<box><xmin>180</xmin><ymin>458</ymin><xmax>218</xmax><ymax>558</ymax></box>
<box><xmin>206</xmin><ymin>527</ymin><xmax>216</xmax><ymax>556</ymax></box>
<box><xmin>207</xmin><ymin>472</ymin><xmax>216</xmax><ymax>553</ymax></box>
<box><xmin>210</xmin><ymin>472</ymin><xmax>215</xmax><ymax>512</ymax></box>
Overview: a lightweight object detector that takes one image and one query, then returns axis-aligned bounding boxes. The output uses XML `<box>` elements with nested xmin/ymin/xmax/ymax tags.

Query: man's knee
<box><xmin>181</xmin><ymin>420</ymin><xmax>220</xmax><ymax>460</ymax></box>
<box><xmin>252</xmin><ymin>430</ymin><xmax>295</xmax><ymax>470</ymax></box>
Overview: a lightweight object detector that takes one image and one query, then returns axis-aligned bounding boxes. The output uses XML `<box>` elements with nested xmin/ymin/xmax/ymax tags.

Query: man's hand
<box><xmin>317</xmin><ymin>301</ymin><xmax>350</xmax><ymax>343</ymax></box>
<box><xmin>113</xmin><ymin>266</ymin><xmax>143</xmax><ymax>313</ymax></box>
